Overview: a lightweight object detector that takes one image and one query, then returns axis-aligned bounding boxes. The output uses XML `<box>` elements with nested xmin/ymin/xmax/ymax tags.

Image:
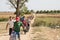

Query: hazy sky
<box><xmin>0</xmin><ymin>0</ymin><xmax>60</xmax><ymax>12</ymax></box>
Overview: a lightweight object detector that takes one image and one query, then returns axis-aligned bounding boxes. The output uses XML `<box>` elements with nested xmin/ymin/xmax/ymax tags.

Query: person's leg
<box><xmin>24</xmin><ymin>30</ymin><xmax>26</xmax><ymax>34</ymax></box>
<box><xmin>23</xmin><ymin>27</ymin><xmax>27</xmax><ymax>34</ymax></box>
<box><xmin>26</xmin><ymin>24</ymin><xmax>30</xmax><ymax>32</ymax></box>
<box><xmin>18</xmin><ymin>32</ymin><xmax>20</xmax><ymax>40</ymax></box>
<box><xmin>28</xmin><ymin>24</ymin><xmax>30</xmax><ymax>31</ymax></box>
<box><xmin>9</xmin><ymin>28</ymin><xmax>11</xmax><ymax>35</ymax></box>
<box><xmin>9</xmin><ymin>28</ymin><xmax>12</xmax><ymax>35</ymax></box>
<box><xmin>18</xmin><ymin>34</ymin><xmax>20</xmax><ymax>40</ymax></box>
<box><xmin>27</xmin><ymin>24</ymin><xmax>30</xmax><ymax>31</ymax></box>
<box><xmin>16</xmin><ymin>32</ymin><xmax>20</xmax><ymax>40</ymax></box>
<box><xmin>9</xmin><ymin>28</ymin><xmax>12</xmax><ymax>40</ymax></box>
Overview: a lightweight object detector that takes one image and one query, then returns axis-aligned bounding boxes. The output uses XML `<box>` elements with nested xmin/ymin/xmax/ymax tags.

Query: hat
<box><xmin>16</xmin><ymin>17</ymin><xmax>20</xmax><ymax>21</ymax></box>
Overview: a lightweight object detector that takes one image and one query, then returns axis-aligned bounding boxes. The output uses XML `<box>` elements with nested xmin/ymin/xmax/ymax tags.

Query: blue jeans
<box><xmin>15</xmin><ymin>32</ymin><xmax>20</xmax><ymax>39</ymax></box>
<box><xmin>11</xmin><ymin>31</ymin><xmax>20</xmax><ymax>40</ymax></box>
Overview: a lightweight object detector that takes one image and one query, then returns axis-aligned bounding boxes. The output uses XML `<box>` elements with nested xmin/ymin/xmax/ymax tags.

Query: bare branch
<box><xmin>20</xmin><ymin>0</ymin><xmax>26</xmax><ymax>8</ymax></box>
<box><xmin>8</xmin><ymin>0</ymin><xmax>28</xmax><ymax>16</ymax></box>
<box><xmin>9</xmin><ymin>0</ymin><xmax>17</xmax><ymax>9</ymax></box>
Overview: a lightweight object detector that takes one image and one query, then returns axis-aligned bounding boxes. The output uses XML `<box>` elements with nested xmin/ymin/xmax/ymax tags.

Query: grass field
<box><xmin>0</xmin><ymin>12</ymin><xmax>16</xmax><ymax>18</ymax></box>
<box><xmin>32</xmin><ymin>27</ymin><xmax>60</xmax><ymax>40</ymax></box>
<box><xmin>32</xmin><ymin>14</ymin><xmax>60</xmax><ymax>40</ymax></box>
<box><xmin>35</xmin><ymin>17</ymin><xmax>60</xmax><ymax>23</ymax></box>
<box><xmin>0</xmin><ymin>22</ymin><xmax>8</xmax><ymax>34</ymax></box>
<box><xmin>0</xmin><ymin>13</ymin><xmax>60</xmax><ymax>40</ymax></box>
<box><xmin>33</xmin><ymin>15</ymin><xmax>60</xmax><ymax>29</ymax></box>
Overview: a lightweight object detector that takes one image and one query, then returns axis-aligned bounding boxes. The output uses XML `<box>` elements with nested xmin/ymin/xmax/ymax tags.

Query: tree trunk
<box><xmin>16</xmin><ymin>0</ymin><xmax>20</xmax><ymax>17</ymax></box>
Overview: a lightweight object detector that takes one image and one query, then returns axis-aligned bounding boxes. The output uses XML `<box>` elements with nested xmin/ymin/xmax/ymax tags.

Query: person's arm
<box><xmin>12</xmin><ymin>22</ymin><xmax>15</xmax><ymax>31</ymax></box>
<box><xmin>12</xmin><ymin>26</ymin><xmax>14</xmax><ymax>31</ymax></box>
<box><xmin>22</xmin><ymin>23</ymin><xmax>25</xmax><ymax>29</ymax></box>
<box><xmin>20</xmin><ymin>22</ymin><xmax>24</xmax><ymax>30</ymax></box>
<box><xmin>6</xmin><ymin>23</ymin><xmax>9</xmax><ymax>30</ymax></box>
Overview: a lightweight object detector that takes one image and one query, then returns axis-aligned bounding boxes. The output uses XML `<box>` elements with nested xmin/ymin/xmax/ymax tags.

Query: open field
<box><xmin>32</xmin><ymin>14</ymin><xmax>60</xmax><ymax>40</ymax></box>
<box><xmin>33</xmin><ymin>14</ymin><xmax>60</xmax><ymax>28</ymax></box>
<box><xmin>0</xmin><ymin>22</ymin><xmax>8</xmax><ymax>34</ymax></box>
<box><xmin>0</xmin><ymin>12</ymin><xmax>60</xmax><ymax>18</ymax></box>
<box><xmin>0</xmin><ymin>12</ymin><xmax>32</xmax><ymax>18</ymax></box>
<box><xmin>33</xmin><ymin>17</ymin><xmax>60</xmax><ymax>26</ymax></box>
<box><xmin>0</xmin><ymin>13</ymin><xmax>60</xmax><ymax>32</ymax></box>
<box><xmin>0</xmin><ymin>14</ymin><xmax>35</xmax><ymax>40</ymax></box>
<box><xmin>32</xmin><ymin>27</ymin><xmax>60</xmax><ymax>40</ymax></box>
<box><xmin>0</xmin><ymin>12</ymin><xmax>32</xmax><ymax>22</ymax></box>
<box><xmin>36</xmin><ymin>14</ymin><xmax>60</xmax><ymax>18</ymax></box>
<box><xmin>0</xmin><ymin>12</ymin><xmax>16</xmax><ymax>18</ymax></box>
<box><xmin>0</xmin><ymin>13</ymin><xmax>60</xmax><ymax>40</ymax></box>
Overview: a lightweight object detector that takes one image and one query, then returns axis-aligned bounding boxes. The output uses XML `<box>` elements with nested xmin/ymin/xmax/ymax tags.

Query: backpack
<box><xmin>22</xmin><ymin>20</ymin><xmax>27</xmax><ymax>26</ymax></box>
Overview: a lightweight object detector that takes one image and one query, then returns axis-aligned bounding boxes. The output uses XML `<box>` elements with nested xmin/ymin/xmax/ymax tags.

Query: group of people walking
<box><xmin>6</xmin><ymin>16</ymin><xmax>30</xmax><ymax>40</ymax></box>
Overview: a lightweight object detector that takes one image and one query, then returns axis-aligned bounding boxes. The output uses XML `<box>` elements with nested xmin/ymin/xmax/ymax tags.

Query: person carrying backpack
<box><xmin>6</xmin><ymin>16</ymin><xmax>14</xmax><ymax>36</ymax></box>
<box><xmin>26</xmin><ymin>18</ymin><xmax>30</xmax><ymax>32</ymax></box>
<box><xmin>22</xmin><ymin>19</ymin><xmax>28</xmax><ymax>34</ymax></box>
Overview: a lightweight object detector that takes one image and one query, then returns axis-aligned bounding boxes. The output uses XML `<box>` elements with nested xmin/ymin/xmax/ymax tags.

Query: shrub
<box><xmin>33</xmin><ymin>20</ymin><xmax>46</xmax><ymax>27</ymax></box>
<box><xmin>47</xmin><ymin>23</ymin><xmax>56</xmax><ymax>29</ymax></box>
<box><xmin>0</xmin><ymin>18</ymin><xmax>8</xmax><ymax>22</ymax></box>
<box><xmin>33</xmin><ymin>17</ymin><xmax>60</xmax><ymax>29</ymax></box>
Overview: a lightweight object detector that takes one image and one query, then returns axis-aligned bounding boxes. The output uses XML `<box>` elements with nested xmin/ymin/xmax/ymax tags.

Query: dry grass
<box><xmin>0</xmin><ymin>12</ymin><xmax>31</xmax><ymax>18</ymax></box>
<box><xmin>0</xmin><ymin>15</ymin><xmax>16</xmax><ymax>18</ymax></box>
<box><xmin>0</xmin><ymin>13</ymin><xmax>60</xmax><ymax>40</ymax></box>
<box><xmin>0</xmin><ymin>22</ymin><xmax>8</xmax><ymax>34</ymax></box>
<box><xmin>32</xmin><ymin>14</ymin><xmax>60</xmax><ymax>40</ymax></box>
<box><xmin>0</xmin><ymin>12</ymin><xmax>15</xmax><ymax>34</ymax></box>
<box><xmin>32</xmin><ymin>27</ymin><xmax>60</xmax><ymax>40</ymax></box>
<box><xmin>36</xmin><ymin>14</ymin><xmax>60</xmax><ymax>18</ymax></box>
<box><xmin>0</xmin><ymin>12</ymin><xmax>16</xmax><ymax>18</ymax></box>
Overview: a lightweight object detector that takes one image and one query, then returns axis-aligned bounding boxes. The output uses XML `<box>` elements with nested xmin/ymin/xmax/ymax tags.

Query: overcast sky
<box><xmin>0</xmin><ymin>0</ymin><xmax>60</xmax><ymax>12</ymax></box>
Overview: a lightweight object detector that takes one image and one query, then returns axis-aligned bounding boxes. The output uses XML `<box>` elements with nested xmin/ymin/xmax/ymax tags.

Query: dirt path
<box><xmin>20</xmin><ymin>26</ymin><xmax>32</xmax><ymax>40</ymax></box>
<box><xmin>0</xmin><ymin>33</ymin><xmax>9</xmax><ymax>40</ymax></box>
<box><xmin>0</xmin><ymin>14</ymin><xmax>36</xmax><ymax>40</ymax></box>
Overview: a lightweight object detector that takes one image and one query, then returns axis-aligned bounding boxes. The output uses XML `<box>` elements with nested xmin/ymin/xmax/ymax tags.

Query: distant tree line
<box><xmin>36</xmin><ymin>10</ymin><xmax>60</xmax><ymax>14</ymax></box>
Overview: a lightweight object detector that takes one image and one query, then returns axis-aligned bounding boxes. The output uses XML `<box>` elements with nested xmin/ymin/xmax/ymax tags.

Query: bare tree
<box><xmin>9</xmin><ymin>0</ymin><xmax>28</xmax><ymax>16</ymax></box>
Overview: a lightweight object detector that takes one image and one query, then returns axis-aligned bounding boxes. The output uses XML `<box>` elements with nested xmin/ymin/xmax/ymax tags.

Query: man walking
<box><xmin>13</xmin><ymin>16</ymin><xmax>23</xmax><ymax>40</ymax></box>
<box><xmin>6</xmin><ymin>16</ymin><xmax>14</xmax><ymax>36</ymax></box>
